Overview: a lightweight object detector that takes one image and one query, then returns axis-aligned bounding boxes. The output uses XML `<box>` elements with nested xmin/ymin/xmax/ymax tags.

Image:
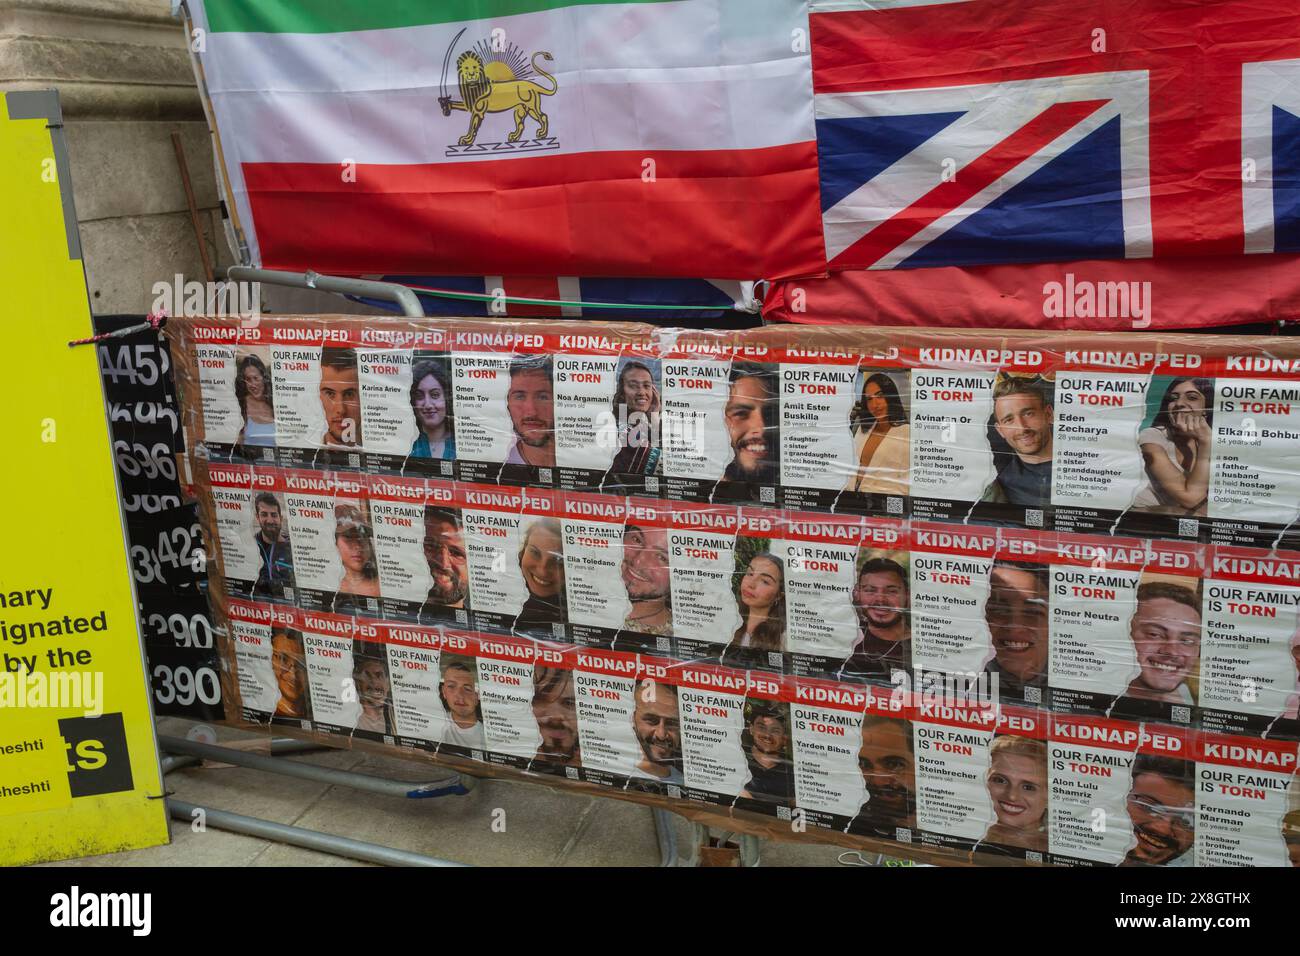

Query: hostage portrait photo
<box><xmin>846</xmin><ymin>369</ymin><xmax>910</xmax><ymax>497</ymax></box>
<box><xmin>512</xmin><ymin>516</ymin><xmax>567</xmax><ymax>638</ymax></box>
<box><xmin>438</xmin><ymin>653</ymin><xmax>485</xmax><ymax>753</ymax></box>
<box><xmin>417</xmin><ymin>505</ymin><xmax>470</xmax><ymax>624</ymax></box>
<box><xmin>315</xmin><ymin>347</ymin><xmax>364</xmax><ymax>461</ymax></box>
<box><xmin>350</xmin><ymin>639</ymin><xmax>395</xmax><ymax>740</ymax></box>
<box><xmin>612</xmin><ymin>521</ymin><xmax>673</xmax><ymax>649</ymax></box>
<box><xmin>233</xmin><ymin>346</ymin><xmax>277</xmax><ymax>458</ymax></box>
<box><xmin>737</xmin><ymin>699</ymin><xmax>796</xmax><ymax>810</ymax></box>
<box><xmin>720</xmin><ymin>537</ymin><xmax>785</xmax><ymax>671</ymax></box>
<box><xmin>982</xmin><ymin>560</ymin><xmax>1050</xmax><ymax>703</ymax></box>
<box><xmin>838</xmin><ymin>548</ymin><xmax>911</xmax><ymax>684</ymax></box>
<box><xmin>328</xmin><ymin>502</ymin><xmax>382</xmax><ymax>617</ymax></box>
<box><xmin>602</xmin><ymin>356</ymin><xmax>662</xmax><ymax>491</ymax></box>
<box><xmin>1107</xmin><ymin>573</ymin><xmax>1201</xmax><ymax>722</ymax></box>
<box><xmin>1129</xmin><ymin>376</ymin><xmax>1214</xmax><ymax>517</ymax></box>
<box><xmin>970</xmin><ymin>734</ymin><xmax>1048</xmax><ymax>860</ymax></box>
<box><xmin>1120</xmin><ymin>753</ymin><xmax>1195</xmax><ymax>867</ymax></box>
<box><xmin>268</xmin><ymin>625</ymin><xmax>312</xmax><ymax>724</ymax></box>
<box><xmin>981</xmin><ymin>372</ymin><xmax>1055</xmax><ymax>510</ymax></box>
<box><xmin>406</xmin><ymin>352</ymin><xmax>456</xmax><ymax>465</ymax></box>
<box><xmin>505</xmin><ymin>354</ymin><xmax>556</xmax><ymax>470</ymax></box>
<box><xmin>248</xmin><ymin>489</ymin><xmax>294</xmax><ymax>601</ymax></box>
<box><xmin>715</xmin><ymin>361</ymin><xmax>781</xmax><ymax>503</ymax></box>
<box><xmin>528</xmin><ymin>662</ymin><xmax>581</xmax><ymax>773</ymax></box>
<box><xmin>848</xmin><ymin>714</ymin><xmax>917</xmax><ymax>839</ymax></box>
<box><xmin>624</xmin><ymin>678</ymin><xmax>684</xmax><ymax>791</ymax></box>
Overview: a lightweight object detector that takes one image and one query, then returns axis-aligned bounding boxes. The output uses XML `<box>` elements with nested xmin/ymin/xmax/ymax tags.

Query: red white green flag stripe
<box><xmin>189</xmin><ymin>0</ymin><xmax>825</xmax><ymax>279</ymax></box>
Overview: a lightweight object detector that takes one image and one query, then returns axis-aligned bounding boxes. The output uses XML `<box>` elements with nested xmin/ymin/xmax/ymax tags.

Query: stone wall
<box><xmin>0</xmin><ymin>0</ymin><xmax>374</xmax><ymax>315</ymax></box>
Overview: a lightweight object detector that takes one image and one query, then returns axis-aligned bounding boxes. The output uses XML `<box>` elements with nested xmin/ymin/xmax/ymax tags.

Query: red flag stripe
<box><xmin>242</xmin><ymin>144</ymin><xmax>825</xmax><ymax>281</ymax></box>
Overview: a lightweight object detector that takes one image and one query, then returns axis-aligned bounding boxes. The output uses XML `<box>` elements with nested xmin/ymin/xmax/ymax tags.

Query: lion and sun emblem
<box><xmin>438</xmin><ymin>31</ymin><xmax>559</xmax><ymax>153</ymax></box>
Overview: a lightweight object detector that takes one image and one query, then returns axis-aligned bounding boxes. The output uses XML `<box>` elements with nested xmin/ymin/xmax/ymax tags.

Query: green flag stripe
<box><xmin>203</xmin><ymin>0</ymin><xmax>672</xmax><ymax>34</ymax></box>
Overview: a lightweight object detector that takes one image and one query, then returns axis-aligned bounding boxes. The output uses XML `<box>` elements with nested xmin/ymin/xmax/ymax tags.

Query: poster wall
<box><xmin>169</xmin><ymin>315</ymin><xmax>1300</xmax><ymax>867</ymax></box>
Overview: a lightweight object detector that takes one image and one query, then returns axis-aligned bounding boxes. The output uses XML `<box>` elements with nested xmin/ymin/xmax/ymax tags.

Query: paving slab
<box><xmin>39</xmin><ymin>720</ymin><xmax>863</xmax><ymax>867</ymax></box>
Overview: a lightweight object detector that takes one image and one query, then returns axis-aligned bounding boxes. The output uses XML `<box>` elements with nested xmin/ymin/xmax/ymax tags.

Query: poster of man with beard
<box><xmin>572</xmin><ymin>650</ymin><xmax>682</xmax><ymax>793</ymax></box>
<box><xmin>1048</xmin><ymin>715</ymin><xmax>1192</xmax><ymax>866</ymax></box>
<box><xmin>838</xmin><ymin>549</ymin><xmax>912</xmax><ymax>686</ymax></box>
<box><xmin>418</xmin><ymin>503</ymin><xmax>471</xmax><ymax>627</ymax></box>
<box><xmin>208</xmin><ymin>465</ymin><xmax>295</xmax><ymax>604</ymax></box>
<box><xmin>660</xmin><ymin>332</ymin><xmax>780</xmax><ymax>506</ymax></box>
<box><xmin>626</xmin><ymin>676</ymin><xmax>685</xmax><ymax>792</ymax></box>
<box><xmin>1119</xmin><ymin>752</ymin><xmax>1197</xmax><ymax>867</ymax></box>
<box><xmin>367</xmin><ymin>474</ymin><xmax>469</xmax><ymax>626</ymax></box>
<box><xmin>449</xmin><ymin>325</ymin><xmax>555</xmax><ymax>488</ymax></box>
<box><xmin>789</xmin><ymin>678</ymin><xmax>911</xmax><ymax>839</ymax></box>
<box><xmin>559</xmin><ymin>493</ymin><xmax>674</xmax><ymax>655</ymax></box>
<box><xmin>529</xmin><ymin>660</ymin><xmax>582</xmax><ymax>777</ymax></box>
<box><xmin>849</xmin><ymin>711</ymin><xmax>918</xmax><ymax>842</ymax></box>
<box><xmin>775</xmin><ymin>512</ymin><xmax>907</xmax><ymax>680</ymax></box>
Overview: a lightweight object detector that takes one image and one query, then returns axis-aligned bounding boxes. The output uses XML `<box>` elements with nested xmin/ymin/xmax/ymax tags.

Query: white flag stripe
<box><xmin>205</xmin><ymin>1</ymin><xmax>808</xmax><ymax>94</ymax></box>
<box><xmin>201</xmin><ymin>0</ymin><xmax>813</xmax><ymax>140</ymax></box>
<box><xmin>210</xmin><ymin>55</ymin><xmax>814</xmax><ymax>163</ymax></box>
<box><xmin>1242</xmin><ymin>58</ymin><xmax>1300</xmax><ymax>255</ymax></box>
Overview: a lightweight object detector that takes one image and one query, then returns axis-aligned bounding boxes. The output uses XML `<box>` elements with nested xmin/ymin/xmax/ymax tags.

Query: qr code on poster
<box><xmin>776</xmin><ymin>806</ymin><xmax>791</xmax><ymax>821</ymax></box>
<box><xmin>645</xmin><ymin>477</ymin><xmax>660</xmax><ymax>493</ymax></box>
<box><xmin>1172</xmin><ymin>705</ymin><xmax>1191</xmax><ymax>723</ymax></box>
<box><xmin>1024</xmin><ymin>686</ymin><xmax>1042</xmax><ymax>704</ymax></box>
<box><xmin>760</xmin><ymin>486</ymin><xmax>775</xmax><ymax>504</ymax></box>
<box><xmin>895</xmin><ymin>827</ymin><xmax>912</xmax><ymax>844</ymax></box>
<box><xmin>539</xmin><ymin>468</ymin><xmax>553</xmax><ymax>483</ymax></box>
<box><xmin>1179</xmin><ymin>518</ymin><xmax>1198</xmax><ymax>537</ymax></box>
<box><xmin>887</xmin><ymin>497</ymin><xmax>903</xmax><ymax>515</ymax></box>
<box><xmin>1026</xmin><ymin>509</ymin><xmax>1044</xmax><ymax>527</ymax></box>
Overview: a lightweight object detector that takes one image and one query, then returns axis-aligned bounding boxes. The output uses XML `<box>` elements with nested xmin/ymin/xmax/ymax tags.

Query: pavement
<box><xmin>46</xmin><ymin>719</ymin><xmax>859</xmax><ymax>867</ymax></box>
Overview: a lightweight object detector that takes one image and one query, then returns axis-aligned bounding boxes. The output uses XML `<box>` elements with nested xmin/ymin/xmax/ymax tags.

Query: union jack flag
<box><xmin>811</xmin><ymin>0</ymin><xmax>1300</xmax><ymax>271</ymax></box>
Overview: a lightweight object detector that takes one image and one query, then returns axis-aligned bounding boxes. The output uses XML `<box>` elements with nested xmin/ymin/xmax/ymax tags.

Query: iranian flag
<box><xmin>189</xmin><ymin>0</ymin><xmax>825</xmax><ymax>280</ymax></box>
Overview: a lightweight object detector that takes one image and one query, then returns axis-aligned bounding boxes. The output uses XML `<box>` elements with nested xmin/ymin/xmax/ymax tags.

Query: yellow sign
<box><xmin>0</xmin><ymin>91</ymin><xmax>168</xmax><ymax>863</ymax></box>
